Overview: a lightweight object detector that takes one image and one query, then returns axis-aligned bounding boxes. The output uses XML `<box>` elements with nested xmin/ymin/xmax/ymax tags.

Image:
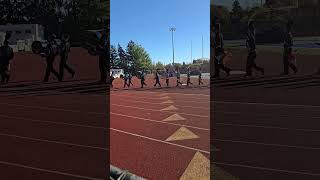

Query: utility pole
<box><xmin>202</xmin><ymin>34</ymin><xmax>204</xmax><ymax>59</ymax></box>
<box><xmin>169</xmin><ymin>27</ymin><xmax>176</xmax><ymax>64</ymax></box>
<box><xmin>191</xmin><ymin>40</ymin><xmax>193</xmax><ymax>63</ymax></box>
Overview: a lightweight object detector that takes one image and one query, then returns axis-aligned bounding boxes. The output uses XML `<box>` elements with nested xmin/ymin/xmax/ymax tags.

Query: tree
<box><xmin>118</xmin><ymin>44</ymin><xmax>128</xmax><ymax>72</ymax></box>
<box><xmin>126</xmin><ymin>40</ymin><xmax>152</xmax><ymax>74</ymax></box>
<box><xmin>110</xmin><ymin>45</ymin><xmax>119</xmax><ymax>67</ymax></box>
<box><xmin>154</xmin><ymin>62</ymin><xmax>165</xmax><ymax>71</ymax></box>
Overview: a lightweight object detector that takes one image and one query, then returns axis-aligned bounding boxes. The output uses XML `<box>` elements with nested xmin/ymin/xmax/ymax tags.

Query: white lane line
<box><xmin>215</xmin><ymin>162</ymin><xmax>320</xmax><ymax>176</ymax></box>
<box><xmin>111</xmin><ymin>99</ymin><xmax>209</xmax><ymax>110</ymax></box>
<box><xmin>0</xmin><ymin>160</ymin><xmax>104</xmax><ymax>180</ymax></box>
<box><xmin>113</xmin><ymin>91</ymin><xmax>210</xmax><ymax>97</ymax></box>
<box><xmin>214</xmin><ymin>139</ymin><xmax>320</xmax><ymax>150</ymax></box>
<box><xmin>0</xmin><ymin>133</ymin><xmax>108</xmax><ymax>151</ymax></box>
<box><xmin>111</xmin><ymin>112</ymin><xmax>209</xmax><ymax>131</ymax></box>
<box><xmin>0</xmin><ymin>114</ymin><xmax>106</xmax><ymax>130</ymax></box>
<box><xmin>110</xmin><ymin>128</ymin><xmax>210</xmax><ymax>154</ymax></box>
<box><xmin>215</xmin><ymin>122</ymin><xmax>320</xmax><ymax>132</ymax></box>
<box><xmin>111</xmin><ymin>104</ymin><xmax>209</xmax><ymax>118</ymax></box>
<box><xmin>213</xmin><ymin>101</ymin><xmax>320</xmax><ymax>108</ymax></box>
<box><xmin>111</xmin><ymin>93</ymin><xmax>209</xmax><ymax>101</ymax></box>
<box><xmin>0</xmin><ymin>102</ymin><xmax>104</xmax><ymax>115</ymax></box>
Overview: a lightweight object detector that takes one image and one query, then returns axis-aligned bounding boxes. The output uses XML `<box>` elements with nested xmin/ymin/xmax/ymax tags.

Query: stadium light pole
<box><xmin>202</xmin><ymin>34</ymin><xmax>204</xmax><ymax>59</ymax></box>
<box><xmin>169</xmin><ymin>27</ymin><xmax>176</xmax><ymax>65</ymax></box>
<box><xmin>191</xmin><ymin>40</ymin><xmax>192</xmax><ymax>63</ymax></box>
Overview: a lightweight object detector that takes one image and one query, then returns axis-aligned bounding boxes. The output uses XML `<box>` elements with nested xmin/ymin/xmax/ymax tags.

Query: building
<box><xmin>0</xmin><ymin>24</ymin><xmax>45</xmax><ymax>52</ymax></box>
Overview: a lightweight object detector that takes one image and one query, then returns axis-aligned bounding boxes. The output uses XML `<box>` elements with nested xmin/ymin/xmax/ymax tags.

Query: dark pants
<box><xmin>128</xmin><ymin>79</ymin><xmax>133</xmax><ymax>87</ymax></box>
<box><xmin>123</xmin><ymin>79</ymin><xmax>128</xmax><ymax>88</ymax></box>
<box><xmin>59</xmin><ymin>54</ymin><xmax>74</xmax><ymax>81</ymax></box>
<box><xmin>213</xmin><ymin>53</ymin><xmax>230</xmax><ymax>77</ymax></box>
<box><xmin>187</xmin><ymin>77</ymin><xmax>193</xmax><ymax>86</ymax></box>
<box><xmin>166</xmin><ymin>78</ymin><xmax>169</xmax><ymax>86</ymax></box>
<box><xmin>214</xmin><ymin>62</ymin><xmax>230</xmax><ymax>78</ymax></box>
<box><xmin>99</xmin><ymin>56</ymin><xmax>106</xmax><ymax>82</ymax></box>
<box><xmin>199</xmin><ymin>78</ymin><xmax>203</xmax><ymax>85</ymax></box>
<box><xmin>246</xmin><ymin>53</ymin><xmax>264</xmax><ymax>76</ymax></box>
<box><xmin>110</xmin><ymin>77</ymin><xmax>114</xmax><ymax>87</ymax></box>
<box><xmin>283</xmin><ymin>55</ymin><xmax>297</xmax><ymax>75</ymax></box>
<box><xmin>141</xmin><ymin>78</ymin><xmax>146</xmax><ymax>88</ymax></box>
<box><xmin>154</xmin><ymin>78</ymin><xmax>161</xmax><ymax>87</ymax></box>
<box><xmin>44</xmin><ymin>57</ymin><xmax>60</xmax><ymax>82</ymax></box>
<box><xmin>176</xmin><ymin>78</ymin><xmax>181</xmax><ymax>86</ymax></box>
<box><xmin>0</xmin><ymin>63</ymin><xmax>10</xmax><ymax>83</ymax></box>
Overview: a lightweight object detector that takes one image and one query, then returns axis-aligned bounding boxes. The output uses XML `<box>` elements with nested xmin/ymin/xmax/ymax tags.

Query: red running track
<box><xmin>0</xmin><ymin>48</ymin><xmax>107</xmax><ymax>180</ymax></box>
<box><xmin>110</xmin><ymin>88</ymin><xmax>210</xmax><ymax>179</ymax></box>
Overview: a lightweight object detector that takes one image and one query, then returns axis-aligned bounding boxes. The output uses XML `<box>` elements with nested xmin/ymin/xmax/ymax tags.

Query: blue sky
<box><xmin>111</xmin><ymin>0</ymin><xmax>210</xmax><ymax>65</ymax></box>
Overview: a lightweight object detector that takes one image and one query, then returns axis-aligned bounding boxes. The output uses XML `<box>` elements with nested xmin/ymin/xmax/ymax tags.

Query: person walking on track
<box><xmin>154</xmin><ymin>69</ymin><xmax>161</xmax><ymax>87</ymax></box>
<box><xmin>213</xmin><ymin>23</ymin><xmax>231</xmax><ymax>78</ymax></box>
<box><xmin>0</xmin><ymin>32</ymin><xmax>14</xmax><ymax>84</ymax></box>
<box><xmin>43</xmin><ymin>34</ymin><xmax>60</xmax><ymax>82</ymax></box>
<box><xmin>110</xmin><ymin>71</ymin><xmax>114</xmax><ymax>88</ymax></box>
<box><xmin>96</xmin><ymin>32</ymin><xmax>107</xmax><ymax>83</ymax></box>
<box><xmin>282</xmin><ymin>20</ymin><xmax>298</xmax><ymax>75</ymax></box>
<box><xmin>59</xmin><ymin>34</ymin><xmax>75</xmax><ymax>81</ymax></box>
<box><xmin>176</xmin><ymin>67</ymin><xmax>182</xmax><ymax>87</ymax></box>
<box><xmin>165</xmin><ymin>69</ymin><xmax>170</xmax><ymax>87</ymax></box>
<box><xmin>187</xmin><ymin>68</ymin><xmax>193</xmax><ymax>86</ymax></box>
<box><xmin>128</xmin><ymin>72</ymin><xmax>133</xmax><ymax>87</ymax></box>
<box><xmin>245</xmin><ymin>21</ymin><xmax>264</xmax><ymax>77</ymax></box>
<box><xmin>123</xmin><ymin>72</ymin><xmax>129</xmax><ymax>88</ymax></box>
<box><xmin>140</xmin><ymin>69</ymin><xmax>147</xmax><ymax>88</ymax></box>
<box><xmin>198</xmin><ymin>68</ymin><xmax>203</xmax><ymax>86</ymax></box>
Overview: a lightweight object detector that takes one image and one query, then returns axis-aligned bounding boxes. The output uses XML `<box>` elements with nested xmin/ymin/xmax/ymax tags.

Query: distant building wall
<box><xmin>0</xmin><ymin>24</ymin><xmax>45</xmax><ymax>52</ymax></box>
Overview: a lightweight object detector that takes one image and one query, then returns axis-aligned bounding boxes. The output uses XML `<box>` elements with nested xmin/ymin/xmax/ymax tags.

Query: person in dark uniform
<box><xmin>187</xmin><ymin>67</ymin><xmax>193</xmax><ymax>86</ymax></box>
<box><xmin>123</xmin><ymin>72</ymin><xmax>128</xmax><ymax>88</ymax></box>
<box><xmin>213</xmin><ymin>23</ymin><xmax>231</xmax><ymax>78</ymax></box>
<box><xmin>128</xmin><ymin>72</ymin><xmax>133</xmax><ymax>87</ymax></box>
<box><xmin>0</xmin><ymin>32</ymin><xmax>14</xmax><ymax>83</ymax></box>
<box><xmin>59</xmin><ymin>33</ymin><xmax>75</xmax><ymax>81</ymax></box>
<box><xmin>176</xmin><ymin>67</ymin><xmax>182</xmax><ymax>87</ymax></box>
<box><xmin>245</xmin><ymin>21</ymin><xmax>264</xmax><ymax>77</ymax></box>
<box><xmin>154</xmin><ymin>69</ymin><xmax>161</xmax><ymax>87</ymax></box>
<box><xmin>140</xmin><ymin>69</ymin><xmax>147</xmax><ymax>88</ymax></box>
<box><xmin>165</xmin><ymin>69</ymin><xmax>170</xmax><ymax>87</ymax></box>
<box><xmin>96</xmin><ymin>33</ymin><xmax>107</xmax><ymax>83</ymax></box>
<box><xmin>43</xmin><ymin>34</ymin><xmax>60</xmax><ymax>82</ymax></box>
<box><xmin>198</xmin><ymin>68</ymin><xmax>203</xmax><ymax>86</ymax></box>
<box><xmin>283</xmin><ymin>20</ymin><xmax>298</xmax><ymax>75</ymax></box>
<box><xmin>110</xmin><ymin>71</ymin><xmax>114</xmax><ymax>88</ymax></box>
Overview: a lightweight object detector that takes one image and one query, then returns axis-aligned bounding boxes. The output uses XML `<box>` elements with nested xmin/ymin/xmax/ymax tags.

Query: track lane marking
<box><xmin>0</xmin><ymin>161</ymin><xmax>105</xmax><ymax>180</ymax></box>
<box><xmin>111</xmin><ymin>112</ymin><xmax>209</xmax><ymax>131</ymax></box>
<box><xmin>110</xmin><ymin>128</ymin><xmax>209</xmax><ymax>154</ymax></box>
<box><xmin>111</xmin><ymin>104</ymin><xmax>209</xmax><ymax>118</ymax></box>
<box><xmin>213</xmin><ymin>101</ymin><xmax>320</xmax><ymax>108</ymax></box>
<box><xmin>0</xmin><ymin>114</ymin><xmax>106</xmax><ymax>130</ymax></box>
<box><xmin>215</xmin><ymin>122</ymin><xmax>320</xmax><ymax>132</ymax></box>
<box><xmin>215</xmin><ymin>162</ymin><xmax>320</xmax><ymax>176</ymax></box>
<box><xmin>0</xmin><ymin>133</ymin><xmax>108</xmax><ymax>151</ymax></box>
<box><xmin>214</xmin><ymin>138</ymin><xmax>320</xmax><ymax>150</ymax></box>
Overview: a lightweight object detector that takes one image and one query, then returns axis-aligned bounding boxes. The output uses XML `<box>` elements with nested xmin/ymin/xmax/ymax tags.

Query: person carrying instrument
<box><xmin>213</xmin><ymin>23</ymin><xmax>231</xmax><ymax>78</ymax></box>
<box><xmin>0</xmin><ymin>32</ymin><xmax>14</xmax><ymax>83</ymax></box>
<box><xmin>282</xmin><ymin>20</ymin><xmax>298</xmax><ymax>75</ymax></box>
<box><xmin>43</xmin><ymin>34</ymin><xmax>60</xmax><ymax>82</ymax></box>
<box><xmin>245</xmin><ymin>21</ymin><xmax>264</xmax><ymax>77</ymax></box>
<box><xmin>59</xmin><ymin>33</ymin><xmax>75</xmax><ymax>81</ymax></box>
<box><xmin>154</xmin><ymin>69</ymin><xmax>161</xmax><ymax>87</ymax></box>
